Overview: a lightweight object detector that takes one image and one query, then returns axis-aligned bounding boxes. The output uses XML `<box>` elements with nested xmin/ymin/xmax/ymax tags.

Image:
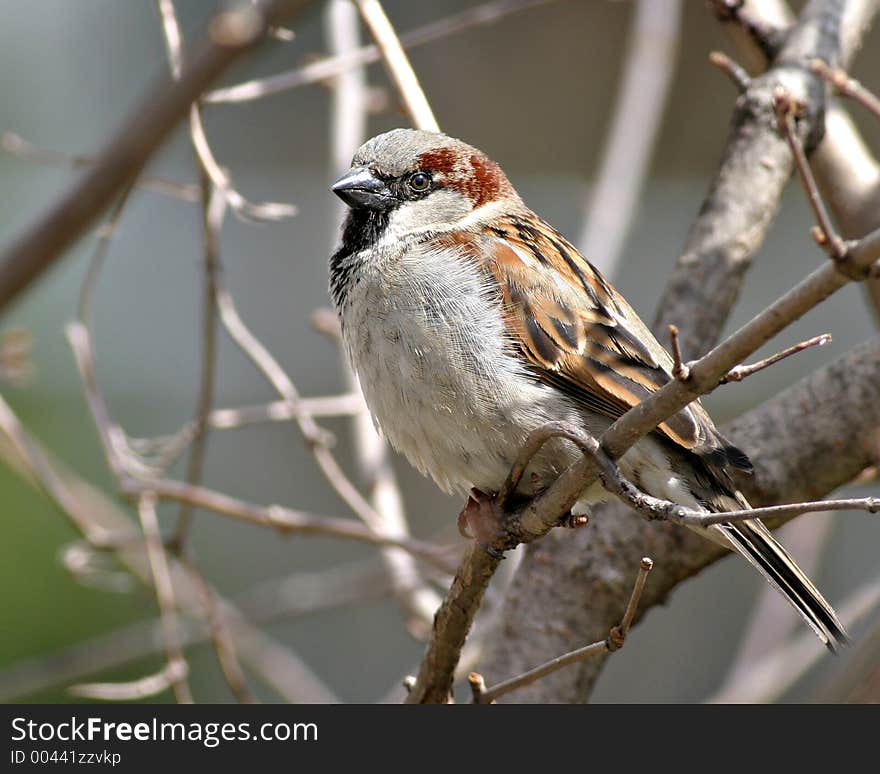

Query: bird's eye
<box><xmin>407</xmin><ymin>171</ymin><xmax>431</xmax><ymax>192</ymax></box>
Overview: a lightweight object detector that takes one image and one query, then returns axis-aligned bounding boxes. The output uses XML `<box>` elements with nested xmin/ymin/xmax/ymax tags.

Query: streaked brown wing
<box><xmin>471</xmin><ymin>215</ymin><xmax>746</xmax><ymax>466</ymax></box>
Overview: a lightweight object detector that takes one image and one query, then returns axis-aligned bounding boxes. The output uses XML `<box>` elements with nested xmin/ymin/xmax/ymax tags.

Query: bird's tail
<box><xmin>713</xmin><ymin>516</ymin><xmax>848</xmax><ymax>651</ymax></box>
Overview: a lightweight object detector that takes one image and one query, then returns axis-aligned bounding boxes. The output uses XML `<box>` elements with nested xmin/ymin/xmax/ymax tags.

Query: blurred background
<box><xmin>0</xmin><ymin>0</ymin><xmax>878</xmax><ymax>703</ymax></box>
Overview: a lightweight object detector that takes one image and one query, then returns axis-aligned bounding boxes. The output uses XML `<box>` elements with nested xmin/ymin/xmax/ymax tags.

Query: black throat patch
<box><xmin>329</xmin><ymin>208</ymin><xmax>390</xmax><ymax>308</ymax></box>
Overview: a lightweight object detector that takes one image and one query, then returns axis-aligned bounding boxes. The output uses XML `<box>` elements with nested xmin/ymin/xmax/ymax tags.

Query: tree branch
<box><xmin>0</xmin><ymin>0</ymin><xmax>312</xmax><ymax>313</ymax></box>
<box><xmin>654</xmin><ymin>0</ymin><xmax>863</xmax><ymax>357</ymax></box>
<box><xmin>352</xmin><ymin>0</ymin><xmax>439</xmax><ymax>132</ymax></box>
<box><xmin>479</xmin><ymin>333</ymin><xmax>880</xmax><ymax>702</ymax></box>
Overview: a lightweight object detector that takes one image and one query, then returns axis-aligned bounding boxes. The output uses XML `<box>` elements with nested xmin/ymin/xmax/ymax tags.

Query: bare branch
<box><xmin>169</xmin><ymin>174</ymin><xmax>224</xmax><ymax>552</ymax></box>
<box><xmin>709</xmin><ymin>577</ymin><xmax>880</xmax><ymax>703</ymax></box>
<box><xmin>708</xmin><ymin>50</ymin><xmax>751</xmax><ymax>93</ymax></box>
<box><xmin>135</xmin><ymin>492</ymin><xmax>193</xmax><ymax>703</ymax></box>
<box><xmin>468</xmin><ymin>557</ymin><xmax>653</xmax><ymax>703</ymax></box>
<box><xmin>1</xmin><ymin>132</ymin><xmax>200</xmax><ymax>202</ymax></box>
<box><xmin>714</xmin><ymin>0</ymin><xmax>880</xmax><ymax>325</ymax></box>
<box><xmin>667</xmin><ymin>324</ymin><xmax>690</xmax><ymax>381</ymax></box>
<box><xmin>721</xmin><ymin>333</ymin><xmax>831</xmax><ymax>382</ymax></box>
<box><xmin>578</xmin><ymin>0</ymin><xmax>682</xmax><ymax>276</ymax></box>
<box><xmin>155</xmin><ymin>0</ymin><xmax>297</xmax><ymax>222</ymax></box>
<box><xmin>811</xmin><ymin>58</ymin><xmax>880</xmax><ymax>119</ymax></box>
<box><xmin>353</xmin><ymin>0</ymin><xmax>439</xmax><ymax>131</ymax></box>
<box><xmin>70</xmin><ymin>661</ymin><xmax>188</xmax><ymax>702</ymax></box>
<box><xmin>0</xmin><ymin>558</ymin><xmax>406</xmax><ymax>701</ymax></box>
<box><xmin>181</xmin><ymin>557</ymin><xmax>258</xmax><ymax>703</ymax></box>
<box><xmin>205</xmin><ymin>0</ymin><xmax>555</xmax><ymax>105</ymax></box>
<box><xmin>0</xmin><ymin>395</ymin><xmax>340</xmax><ymax>703</ymax></box>
<box><xmin>0</xmin><ymin>0</ymin><xmax>312</xmax><ymax>311</ymax></box>
<box><xmin>773</xmin><ymin>88</ymin><xmax>848</xmax><ymax>260</ymax></box>
<box><xmin>327</xmin><ymin>0</ymin><xmax>440</xmax><ymax>633</ymax></box>
<box><xmin>134</xmin><ymin>477</ymin><xmax>457</xmax><ymax>573</ymax></box>
<box><xmin>655</xmin><ymin>0</ymin><xmax>867</xmax><ymax>357</ymax></box>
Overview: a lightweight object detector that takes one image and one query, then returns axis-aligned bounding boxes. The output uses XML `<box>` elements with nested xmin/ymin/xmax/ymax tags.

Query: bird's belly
<box><xmin>338</xmin><ymin>247</ymin><xmax>586</xmax><ymax>495</ymax></box>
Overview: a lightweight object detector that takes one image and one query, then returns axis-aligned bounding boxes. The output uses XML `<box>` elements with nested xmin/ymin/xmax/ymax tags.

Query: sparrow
<box><xmin>329</xmin><ymin>128</ymin><xmax>846</xmax><ymax>650</ymax></box>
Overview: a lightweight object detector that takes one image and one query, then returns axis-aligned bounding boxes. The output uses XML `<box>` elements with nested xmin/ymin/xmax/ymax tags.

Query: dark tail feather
<box><xmin>715</xmin><ymin>519</ymin><xmax>848</xmax><ymax>651</ymax></box>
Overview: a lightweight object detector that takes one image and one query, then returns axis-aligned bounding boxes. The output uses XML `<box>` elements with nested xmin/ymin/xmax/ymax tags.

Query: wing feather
<box><xmin>444</xmin><ymin>216</ymin><xmax>751</xmax><ymax>470</ymax></box>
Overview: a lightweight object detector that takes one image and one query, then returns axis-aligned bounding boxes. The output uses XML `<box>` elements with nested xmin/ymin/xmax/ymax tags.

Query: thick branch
<box><xmin>654</xmin><ymin>0</ymin><xmax>858</xmax><ymax>356</ymax></box>
<box><xmin>479</xmin><ymin>334</ymin><xmax>880</xmax><ymax>702</ymax></box>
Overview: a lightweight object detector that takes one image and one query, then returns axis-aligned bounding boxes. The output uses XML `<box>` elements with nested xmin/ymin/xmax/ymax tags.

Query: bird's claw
<box><xmin>457</xmin><ymin>488</ymin><xmax>513</xmax><ymax>557</ymax></box>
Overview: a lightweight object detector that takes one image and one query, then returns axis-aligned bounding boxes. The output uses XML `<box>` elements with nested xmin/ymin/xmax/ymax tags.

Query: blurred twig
<box><xmin>577</xmin><ymin>0</ymin><xmax>682</xmax><ymax>276</ymax></box>
<box><xmin>708</xmin><ymin>577</ymin><xmax>880</xmax><ymax>703</ymax></box>
<box><xmin>1</xmin><ymin>132</ymin><xmax>200</xmax><ymax>202</ymax></box>
<box><xmin>352</xmin><ymin>0</ymin><xmax>439</xmax><ymax>131</ymax></box>
<box><xmin>0</xmin><ymin>393</ymin><xmax>340</xmax><ymax>703</ymax></box>
<box><xmin>134</xmin><ymin>492</ymin><xmax>193</xmax><ymax>703</ymax></box>
<box><xmin>155</xmin><ymin>0</ymin><xmax>297</xmax><ymax>222</ymax></box>
<box><xmin>70</xmin><ymin>661</ymin><xmax>189</xmax><ymax>702</ymax></box>
<box><xmin>0</xmin><ymin>0</ymin><xmax>312</xmax><ymax>312</ymax></box>
<box><xmin>327</xmin><ymin>0</ymin><xmax>440</xmax><ymax>636</ymax></box>
<box><xmin>169</xmin><ymin>174</ymin><xmax>223</xmax><ymax>551</ymax></box>
<box><xmin>205</xmin><ymin>0</ymin><xmax>558</xmax><ymax>104</ymax></box>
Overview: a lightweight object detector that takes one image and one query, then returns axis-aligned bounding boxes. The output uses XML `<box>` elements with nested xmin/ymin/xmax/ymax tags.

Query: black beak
<box><xmin>331</xmin><ymin>166</ymin><xmax>395</xmax><ymax>211</ymax></box>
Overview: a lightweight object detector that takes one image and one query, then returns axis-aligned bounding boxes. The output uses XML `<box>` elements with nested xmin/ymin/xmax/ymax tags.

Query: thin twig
<box><xmin>668</xmin><ymin>324</ymin><xmax>689</xmax><ymax>381</ymax></box>
<box><xmin>169</xmin><ymin>173</ymin><xmax>224</xmax><ymax>552</ymax></box>
<box><xmin>0</xmin><ymin>0</ymin><xmax>312</xmax><ymax>311</ymax></box>
<box><xmin>0</xmin><ymin>558</ymin><xmax>428</xmax><ymax>701</ymax></box>
<box><xmin>129</xmin><ymin>477</ymin><xmax>458</xmax><ymax>573</ymax></box>
<box><xmin>129</xmin><ymin>393</ymin><xmax>362</xmax><ymax>470</ymax></box>
<box><xmin>811</xmin><ymin>58</ymin><xmax>880</xmax><ymax>119</ymax></box>
<box><xmin>181</xmin><ymin>557</ymin><xmax>258</xmax><ymax>703</ymax></box>
<box><xmin>503</xmin><ymin>421</ymin><xmax>879</xmax><ymax>531</ymax></box>
<box><xmin>1</xmin><ymin>132</ymin><xmax>200</xmax><ymax>202</ymax></box>
<box><xmin>773</xmin><ymin>88</ymin><xmax>848</xmax><ymax>260</ymax></box>
<box><xmin>209</xmin><ymin>394</ymin><xmax>364</xmax><ymax>426</ymax></box>
<box><xmin>577</xmin><ymin>0</ymin><xmax>682</xmax><ymax>275</ymax></box>
<box><xmin>469</xmin><ymin>557</ymin><xmax>654</xmax><ymax>703</ymax></box>
<box><xmin>70</xmin><ymin>661</ymin><xmax>188</xmax><ymax>702</ymax></box>
<box><xmin>327</xmin><ymin>0</ymin><xmax>440</xmax><ymax>633</ymax></box>
<box><xmin>708</xmin><ymin>50</ymin><xmax>751</xmax><ymax>93</ymax></box>
<box><xmin>77</xmin><ymin>183</ymin><xmax>136</xmax><ymax>334</ymax></box>
<box><xmin>155</xmin><ymin>0</ymin><xmax>297</xmax><ymax>222</ymax></box>
<box><xmin>135</xmin><ymin>492</ymin><xmax>193</xmax><ymax>703</ymax></box>
<box><xmin>352</xmin><ymin>0</ymin><xmax>439</xmax><ymax>131</ymax></box>
<box><xmin>0</xmin><ymin>397</ymin><xmax>340</xmax><ymax>703</ymax></box>
<box><xmin>721</xmin><ymin>333</ymin><xmax>831</xmax><ymax>382</ymax></box>
<box><xmin>205</xmin><ymin>0</ymin><xmax>556</xmax><ymax>104</ymax></box>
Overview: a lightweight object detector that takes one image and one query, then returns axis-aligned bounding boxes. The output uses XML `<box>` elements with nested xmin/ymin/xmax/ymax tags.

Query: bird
<box><xmin>328</xmin><ymin>127</ymin><xmax>847</xmax><ymax>650</ymax></box>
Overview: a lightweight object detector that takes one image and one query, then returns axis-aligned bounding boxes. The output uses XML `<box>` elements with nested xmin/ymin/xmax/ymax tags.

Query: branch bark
<box><xmin>479</xmin><ymin>333</ymin><xmax>880</xmax><ymax>702</ymax></box>
<box><xmin>654</xmin><ymin>0</ymin><xmax>860</xmax><ymax>357</ymax></box>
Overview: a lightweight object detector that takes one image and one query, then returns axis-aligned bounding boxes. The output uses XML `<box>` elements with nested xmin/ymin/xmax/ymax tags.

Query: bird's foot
<box><xmin>457</xmin><ymin>489</ymin><xmax>518</xmax><ymax>558</ymax></box>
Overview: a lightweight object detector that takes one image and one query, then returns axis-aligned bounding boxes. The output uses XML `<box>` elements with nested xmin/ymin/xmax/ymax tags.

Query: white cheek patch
<box><xmin>384</xmin><ymin>189</ymin><xmax>471</xmax><ymax>240</ymax></box>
